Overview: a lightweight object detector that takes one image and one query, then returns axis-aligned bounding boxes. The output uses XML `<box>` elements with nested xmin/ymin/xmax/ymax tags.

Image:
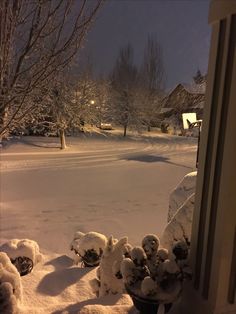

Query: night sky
<box><xmin>83</xmin><ymin>0</ymin><xmax>211</xmax><ymax>89</ymax></box>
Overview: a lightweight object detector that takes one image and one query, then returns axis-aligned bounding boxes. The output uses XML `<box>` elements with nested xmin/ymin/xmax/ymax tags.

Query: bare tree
<box><xmin>110</xmin><ymin>43</ymin><xmax>138</xmax><ymax>137</ymax></box>
<box><xmin>0</xmin><ymin>0</ymin><xmax>103</xmax><ymax>141</ymax></box>
<box><xmin>139</xmin><ymin>35</ymin><xmax>165</xmax><ymax>131</ymax></box>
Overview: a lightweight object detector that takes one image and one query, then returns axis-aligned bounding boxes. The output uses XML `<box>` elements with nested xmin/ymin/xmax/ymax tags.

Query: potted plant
<box><xmin>70</xmin><ymin>231</ymin><xmax>107</xmax><ymax>267</ymax></box>
<box><xmin>120</xmin><ymin>234</ymin><xmax>190</xmax><ymax>314</ymax></box>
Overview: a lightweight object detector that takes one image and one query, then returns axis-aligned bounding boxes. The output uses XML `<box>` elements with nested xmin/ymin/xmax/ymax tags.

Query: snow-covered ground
<box><xmin>0</xmin><ymin>130</ymin><xmax>197</xmax><ymax>313</ymax></box>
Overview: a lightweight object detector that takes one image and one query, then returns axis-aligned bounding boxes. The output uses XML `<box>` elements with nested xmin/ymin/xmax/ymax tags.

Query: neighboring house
<box><xmin>159</xmin><ymin>78</ymin><xmax>206</xmax><ymax>133</ymax></box>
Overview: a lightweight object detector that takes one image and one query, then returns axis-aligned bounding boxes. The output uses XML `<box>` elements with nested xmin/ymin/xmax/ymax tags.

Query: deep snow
<box><xmin>0</xmin><ymin>131</ymin><xmax>196</xmax><ymax>313</ymax></box>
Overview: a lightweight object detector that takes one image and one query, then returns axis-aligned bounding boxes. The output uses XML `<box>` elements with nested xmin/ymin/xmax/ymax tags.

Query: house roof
<box><xmin>182</xmin><ymin>82</ymin><xmax>206</xmax><ymax>94</ymax></box>
<box><xmin>166</xmin><ymin>82</ymin><xmax>206</xmax><ymax>97</ymax></box>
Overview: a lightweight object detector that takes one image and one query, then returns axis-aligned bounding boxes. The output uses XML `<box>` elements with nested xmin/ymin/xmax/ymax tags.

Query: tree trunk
<box><xmin>123</xmin><ymin>125</ymin><xmax>127</xmax><ymax>137</ymax></box>
<box><xmin>147</xmin><ymin>125</ymin><xmax>151</xmax><ymax>132</ymax></box>
<box><xmin>59</xmin><ymin>129</ymin><xmax>66</xmax><ymax>149</ymax></box>
<box><xmin>0</xmin><ymin>106</ymin><xmax>9</xmax><ymax>143</ymax></box>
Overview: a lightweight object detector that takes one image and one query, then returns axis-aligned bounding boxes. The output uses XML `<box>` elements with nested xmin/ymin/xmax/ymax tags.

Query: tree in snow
<box><xmin>0</xmin><ymin>0</ymin><xmax>104</xmax><ymax>141</ymax></box>
<box><xmin>93</xmin><ymin>77</ymin><xmax>111</xmax><ymax>127</ymax></box>
<box><xmin>138</xmin><ymin>35</ymin><xmax>165</xmax><ymax>132</ymax></box>
<box><xmin>193</xmin><ymin>69</ymin><xmax>205</xmax><ymax>85</ymax></box>
<box><xmin>73</xmin><ymin>59</ymin><xmax>99</xmax><ymax>129</ymax></box>
<box><xmin>20</xmin><ymin>62</ymin><xmax>100</xmax><ymax>148</ymax></box>
<box><xmin>110</xmin><ymin>43</ymin><xmax>139</xmax><ymax>136</ymax></box>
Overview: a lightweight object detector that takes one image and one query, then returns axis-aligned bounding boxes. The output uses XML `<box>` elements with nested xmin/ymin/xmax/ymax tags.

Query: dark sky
<box><xmin>83</xmin><ymin>0</ymin><xmax>211</xmax><ymax>89</ymax></box>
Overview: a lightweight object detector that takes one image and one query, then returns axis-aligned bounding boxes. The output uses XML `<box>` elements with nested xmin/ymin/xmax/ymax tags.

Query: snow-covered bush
<box><xmin>161</xmin><ymin>193</ymin><xmax>195</xmax><ymax>254</ymax></box>
<box><xmin>168</xmin><ymin>171</ymin><xmax>197</xmax><ymax>222</ymax></box>
<box><xmin>70</xmin><ymin>231</ymin><xmax>107</xmax><ymax>266</ymax></box>
<box><xmin>91</xmin><ymin>236</ymin><xmax>131</xmax><ymax>297</ymax></box>
<box><xmin>0</xmin><ymin>239</ymin><xmax>42</xmax><ymax>266</ymax></box>
<box><xmin>120</xmin><ymin>234</ymin><xmax>189</xmax><ymax>309</ymax></box>
<box><xmin>0</xmin><ymin>252</ymin><xmax>22</xmax><ymax>314</ymax></box>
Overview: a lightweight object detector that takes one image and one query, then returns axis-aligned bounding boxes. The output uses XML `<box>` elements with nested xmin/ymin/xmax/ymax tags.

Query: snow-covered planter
<box><xmin>0</xmin><ymin>239</ymin><xmax>42</xmax><ymax>276</ymax></box>
<box><xmin>70</xmin><ymin>231</ymin><xmax>107</xmax><ymax>267</ymax></box>
<box><xmin>120</xmin><ymin>235</ymin><xmax>189</xmax><ymax>314</ymax></box>
<box><xmin>0</xmin><ymin>252</ymin><xmax>22</xmax><ymax>314</ymax></box>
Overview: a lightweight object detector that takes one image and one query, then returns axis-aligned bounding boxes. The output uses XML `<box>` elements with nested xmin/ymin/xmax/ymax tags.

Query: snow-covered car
<box><xmin>100</xmin><ymin>123</ymin><xmax>113</xmax><ymax>130</ymax></box>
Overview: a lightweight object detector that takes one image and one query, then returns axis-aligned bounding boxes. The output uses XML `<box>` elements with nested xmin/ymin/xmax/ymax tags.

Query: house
<box><xmin>159</xmin><ymin>79</ymin><xmax>206</xmax><ymax>133</ymax></box>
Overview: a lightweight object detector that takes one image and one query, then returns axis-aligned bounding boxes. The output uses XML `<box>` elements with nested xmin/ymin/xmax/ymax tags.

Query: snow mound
<box><xmin>161</xmin><ymin>193</ymin><xmax>195</xmax><ymax>253</ymax></box>
<box><xmin>0</xmin><ymin>252</ymin><xmax>22</xmax><ymax>313</ymax></box>
<box><xmin>79</xmin><ymin>294</ymin><xmax>133</xmax><ymax>314</ymax></box>
<box><xmin>168</xmin><ymin>171</ymin><xmax>197</xmax><ymax>222</ymax></box>
<box><xmin>79</xmin><ymin>304</ymin><xmax>134</xmax><ymax>314</ymax></box>
<box><xmin>0</xmin><ymin>239</ymin><xmax>42</xmax><ymax>265</ymax></box>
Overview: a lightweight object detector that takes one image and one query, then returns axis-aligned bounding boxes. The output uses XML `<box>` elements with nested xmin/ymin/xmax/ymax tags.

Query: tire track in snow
<box><xmin>0</xmin><ymin>142</ymin><xmax>196</xmax><ymax>172</ymax></box>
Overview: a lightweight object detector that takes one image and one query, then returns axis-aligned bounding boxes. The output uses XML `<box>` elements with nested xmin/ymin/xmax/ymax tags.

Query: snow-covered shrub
<box><xmin>0</xmin><ymin>282</ymin><xmax>19</xmax><ymax>314</ymax></box>
<box><xmin>0</xmin><ymin>252</ymin><xmax>22</xmax><ymax>314</ymax></box>
<box><xmin>161</xmin><ymin>193</ymin><xmax>195</xmax><ymax>254</ymax></box>
<box><xmin>120</xmin><ymin>234</ymin><xmax>188</xmax><ymax>309</ymax></box>
<box><xmin>168</xmin><ymin>171</ymin><xmax>197</xmax><ymax>222</ymax></box>
<box><xmin>0</xmin><ymin>239</ymin><xmax>42</xmax><ymax>266</ymax></box>
<box><xmin>70</xmin><ymin>231</ymin><xmax>107</xmax><ymax>266</ymax></box>
<box><xmin>93</xmin><ymin>236</ymin><xmax>129</xmax><ymax>297</ymax></box>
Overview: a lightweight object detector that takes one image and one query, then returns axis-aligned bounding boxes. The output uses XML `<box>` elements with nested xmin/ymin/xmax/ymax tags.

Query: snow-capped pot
<box><xmin>70</xmin><ymin>231</ymin><xmax>107</xmax><ymax>267</ymax></box>
<box><xmin>126</xmin><ymin>284</ymin><xmax>173</xmax><ymax>314</ymax></box>
<box><xmin>0</xmin><ymin>239</ymin><xmax>43</xmax><ymax>276</ymax></box>
<box><xmin>121</xmin><ymin>234</ymin><xmax>190</xmax><ymax>314</ymax></box>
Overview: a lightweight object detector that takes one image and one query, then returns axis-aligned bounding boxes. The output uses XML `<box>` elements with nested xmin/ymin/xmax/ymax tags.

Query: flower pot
<box><xmin>11</xmin><ymin>256</ymin><xmax>33</xmax><ymax>276</ymax></box>
<box><xmin>126</xmin><ymin>285</ymin><xmax>172</xmax><ymax>314</ymax></box>
<box><xmin>80</xmin><ymin>248</ymin><xmax>103</xmax><ymax>267</ymax></box>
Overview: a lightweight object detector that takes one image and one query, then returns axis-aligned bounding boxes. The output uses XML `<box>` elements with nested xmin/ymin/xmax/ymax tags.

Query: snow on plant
<box><xmin>120</xmin><ymin>234</ymin><xmax>190</xmax><ymax>308</ymax></box>
<box><xmin>92</xmin><ymin>236</ymin><xmax>130</xmax><ymax>297</ymax></box>
<box><xmin>161</xmin><ymin>193</ymin><xmax>195</xmax><ymax>254</ymax></box>
<box><xmin>0</xmin><ymin>252</ymin><xmax>22</xmax><ymax>314</ymax></box>
<box><xmin>0</xmin><ymin>239</ymin><xmax>42</xmax><ymax>266</ymax></box>
<box><xmin>70</xmin><ymin>231</ymin><xmax>107</xmax><ymax>266</ymax></box>
<box><xmin>142</xmin><ymin>234</ymin><xmax>160</xmax><ymax>276</ymax></box>
<box><xmin>168</xmin><ymin>171</ymin><xmax>197</xmax><ymax>222</ymax></box>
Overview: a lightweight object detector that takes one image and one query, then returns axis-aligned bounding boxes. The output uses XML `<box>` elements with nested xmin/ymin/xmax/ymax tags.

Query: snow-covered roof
<box><xmin>182</xmin><ymin>82</ymin><xmax>206</xmax><ymax>94</ymax></box>
<box><xmin>166</xmin><ymin>82</ymin><xmax>206</xmax><ymax>97</ymax></box>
